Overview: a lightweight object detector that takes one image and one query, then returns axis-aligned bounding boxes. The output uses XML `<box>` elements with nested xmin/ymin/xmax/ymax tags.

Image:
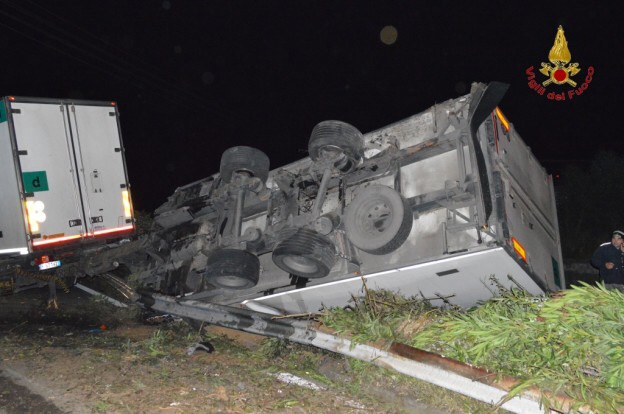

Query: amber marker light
<box><xmin>511</xmin><ymin>237</ymin><xmax>527</xmax><ymax>262</ymax></box>
<box><xmin>495</xmin><ymin>107</ymin><xmax>510</xmax><ymax>133</ymax></box>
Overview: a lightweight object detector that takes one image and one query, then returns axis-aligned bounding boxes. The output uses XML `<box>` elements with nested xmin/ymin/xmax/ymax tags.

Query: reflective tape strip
<box><xmin>0</xmin><ymin>247</ymin><xmax>29</xmax><ymax>255</ymax></box>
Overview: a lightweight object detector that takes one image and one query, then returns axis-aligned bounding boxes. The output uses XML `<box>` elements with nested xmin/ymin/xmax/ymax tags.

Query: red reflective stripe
<box><xmin>32</xmin><ymin>234</ymin><xmax>81</xmax><ymax>247</ymax></box>
<box><xmin>32</xmin><ymin>225</ymin><xmax>134</xmax><ymax>247</ymax></box>
<box><xmin>492</xmin><ymin>113</ymin><xmax>499</xmax><ymax>153</ymax></box>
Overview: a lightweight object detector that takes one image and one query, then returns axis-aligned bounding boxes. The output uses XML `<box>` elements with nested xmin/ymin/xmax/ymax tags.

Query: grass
<box><xmin>321</xmin><ymin>288</ymin><xmax>435</xmax><ymax>346</ymax></box>
<box><xmin>273</xmin><ymin>399</ymin><xmax>300</xmax><ymax>409</ymax></box>
<box><xmin>93</xmin><ymin>400</ymin><xmax>111</xmax><ymax>412</ymax></box>
<box><xmin>250</xmin><ymin>333</ymin><xmax>497</xmax><ymax>412</ymax></box>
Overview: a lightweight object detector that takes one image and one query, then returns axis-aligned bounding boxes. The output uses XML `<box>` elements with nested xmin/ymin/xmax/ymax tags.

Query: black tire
<box><xmin>204</xmin><ymin>249</ymin><xmax>260</xmax><ymax>289</ymax></box>
<box><xmin>81</xmin><ymin>272</ymin><xmax>138</xmax><ymax>304</ymax></box>
<box><xmin>272</xmin><ymin>228</ymin><xmax>337</xmax><ymax>279</ymax></box>
<box><xmin>344</xmin><ymin>185</ymin><xmax>413</xmax><ymax>255</ymax></box>
<box><xmin>220</xmin><ymin>146</ymin><xmax>270</xmax><ymax>184</ymax></box>
<box><xmin>308</xmin><ymin>120</ymin><xmax>364</xmax><ymax>173</ymax></box>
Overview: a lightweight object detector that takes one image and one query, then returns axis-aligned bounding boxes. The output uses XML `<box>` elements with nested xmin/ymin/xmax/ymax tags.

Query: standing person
<box><xmin>591</xmin><ymin>230</ymin><xmax>624</xmax><ymax>291</ymax></box>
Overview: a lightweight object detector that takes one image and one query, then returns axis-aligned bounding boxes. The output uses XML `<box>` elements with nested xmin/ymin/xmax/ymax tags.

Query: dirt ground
<box><xmin>0</xmin><ymin>287</ymin><xmax>497</xmax><ymax>414</ymax></box>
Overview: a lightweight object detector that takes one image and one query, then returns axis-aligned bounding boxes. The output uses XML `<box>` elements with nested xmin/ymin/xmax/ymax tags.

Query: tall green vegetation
<box><xmin>412</xmin><ymin>283</ymin><xmax>624</xmax><ymax>412</ymax></box>
<box><xmin>322</xmin><ymin>283</ymin><xmax>624</xmax><ymax>412</ymax></box>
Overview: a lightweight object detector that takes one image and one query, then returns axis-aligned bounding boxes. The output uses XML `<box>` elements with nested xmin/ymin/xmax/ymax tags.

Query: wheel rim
<box><xmin>345</xmin><ymin>185</ymin><xmax>412</xmax><ymax>254</ymax></box>
<box><xmin>357</xmin><ymin>198</ymin><xmax>394</xmax><ymax>236</ymax></box>
<box><xmin>282</xmin><ymin>255</ymin><xmax>319</xmax><ymax>274</ymax></box>
<box><xmin>317</xmin><ymin>145</ymin><xmax>344</xmax><ymax>161</ymax></box>
<box><xmin>213</xmin><ymin>274</ymin><xmax>251</xmax><ymax>288</ymax></box>
<box><xmin>317</xmin><ymin>145</ymin><xmax>356</xmax><ymax>172</ymax></box>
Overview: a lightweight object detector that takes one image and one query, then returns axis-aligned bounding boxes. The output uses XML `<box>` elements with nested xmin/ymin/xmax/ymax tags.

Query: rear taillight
<box><xmin>34</xmin><ymin>255</ymin><xmax>50</xmax><ymax>265</ymax></box>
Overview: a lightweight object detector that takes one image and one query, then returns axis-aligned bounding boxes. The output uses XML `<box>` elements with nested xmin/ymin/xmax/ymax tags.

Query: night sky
<box><xmin>0</xmin><ymin>1</ymin><xmax>620</xmax><ymax>212</ymax></box>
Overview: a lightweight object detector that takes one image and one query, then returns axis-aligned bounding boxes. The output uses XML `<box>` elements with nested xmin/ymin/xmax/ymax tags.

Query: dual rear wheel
<box><xmin>209</xmin><ymin>123</ymin><xmax>412</xmax><ymax>290</ymax></box>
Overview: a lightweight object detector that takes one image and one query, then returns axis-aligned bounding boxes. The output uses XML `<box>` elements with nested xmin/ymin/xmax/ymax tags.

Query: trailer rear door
<box><xmin>10</xmin><ymin>102</ymin><xmax>86</xmax><ymax>248</ymax></box>
<box><xmin>68</xmin><ymin>103</ymin><xmax>133</xmax><ymax>237</ymax></box>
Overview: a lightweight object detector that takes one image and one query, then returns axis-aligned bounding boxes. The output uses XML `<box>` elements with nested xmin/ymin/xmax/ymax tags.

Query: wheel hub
<box><xmin>361</xmin><ymin>201</ymin><xmax>393</xmax><ymax>234</ymax></box>
<box><xmin>282</xmin><ymin>255</ymin><xmax>319</xmax><ymax>274</ymax></box>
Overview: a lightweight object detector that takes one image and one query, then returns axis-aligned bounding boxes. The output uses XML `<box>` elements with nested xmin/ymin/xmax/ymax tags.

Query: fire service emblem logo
<box><xmin>525</xmin><ymin>25</ymin><xmax>594</xmax><ymax>101</ymax></box>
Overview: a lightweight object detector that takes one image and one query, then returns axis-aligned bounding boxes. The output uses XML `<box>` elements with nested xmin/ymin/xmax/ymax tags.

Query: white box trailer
<box><xmin>0</xmin><ymin>97</ymin><xmax>134</xmax><ymax>286</ymax></box>
<box><xmin>134</xmin><ymin>82</ymin><xmax>564</xmax><ymax>314</ymax></box>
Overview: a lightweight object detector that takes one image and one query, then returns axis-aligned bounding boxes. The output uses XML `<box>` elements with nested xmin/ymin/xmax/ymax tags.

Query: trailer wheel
<box><xmin>345</xmin><ymin>185</ymin><xmax>413</xmax><ymax>255</ymax></box>
<box><xmin>308</xmin><ymin>120</ymin><xmax>364</xmax><ymax>173</ymax></box>
<box><xmin>204</xmin><ymin>249</ymin><xmax>260</xmax><ymax>289</ymax></box>
<box><xmin>272</xmin><ymin>228</ymin><xmax>337</xmax><ymax>279</ymax></box>
<box><xmin>220</xmin><ymin>146</ymin><xmax>270</xmax><ymax>184</ymax></box>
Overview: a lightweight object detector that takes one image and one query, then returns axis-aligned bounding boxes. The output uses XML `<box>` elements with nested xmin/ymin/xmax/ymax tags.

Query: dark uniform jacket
<box><xmin>591</xmin><ymin>242</ymin><xmax>624</xmax><ymax>284</ymax></box>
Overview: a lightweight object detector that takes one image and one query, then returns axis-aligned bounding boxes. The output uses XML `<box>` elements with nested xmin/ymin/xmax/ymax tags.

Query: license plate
<box><xmin>38</xmin><ymin>260</ymin><xmax>61</xmax><ymax>270</ymax></box>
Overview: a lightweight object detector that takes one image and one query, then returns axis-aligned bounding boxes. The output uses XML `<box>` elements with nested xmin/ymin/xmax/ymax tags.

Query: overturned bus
<box><xmin>67</xmin><ymin>82</ymin><xmax>565</xmax><ymax>314</ymax></box>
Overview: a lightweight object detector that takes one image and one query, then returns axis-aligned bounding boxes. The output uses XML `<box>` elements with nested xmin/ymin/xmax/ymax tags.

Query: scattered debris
<box><xmin>341</xmin><ymin>398</ymin><xmax>367</xmax><ymax>410</ymax></box>
<box><xmin>186</xmin><ymin>341</ymin><xmax>215</xmax><ymax>356</ymax></box>
<box><xmin>271</xmin><ymin>372</ymin><xmax>325</xmax><ymax>391</ymax></box>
